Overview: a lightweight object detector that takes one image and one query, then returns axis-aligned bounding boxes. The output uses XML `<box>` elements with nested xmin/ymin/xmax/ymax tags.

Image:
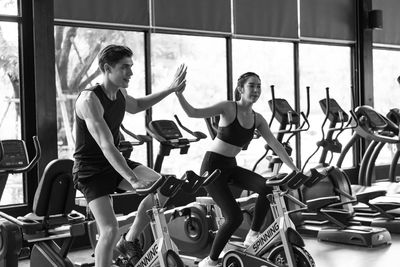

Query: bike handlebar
<box><xmin>120</xmin><ymin>124</ymin><xmax>152</xmax><ymax>145</ymax></box>
<box><xmin>266</xmin><ymin>171</ymin><xmax>309</xmax><ymax>189</ymax></box>
<box><xmin>136</xmin><ymin>169</ymin><xmax>221</xmax><ymax>196</ymax></box>
<box><xmin>181</xmin><ymin>169</ymin><xmax>221</xmax><ymax>194</ymax></box>
<box><xmin>272</xmin><ymin>111</ymin><xmax>310</xmax><ymax>135</ymax></box>
<box><xmin>174</xmin><ymin>114</ymin><xmax>207</xmax><ymax>141</ymax></box>
<box><xmin>136</xmin><ymin>176</ymin><xmax>167</xmax><ymax>196</ymax></box>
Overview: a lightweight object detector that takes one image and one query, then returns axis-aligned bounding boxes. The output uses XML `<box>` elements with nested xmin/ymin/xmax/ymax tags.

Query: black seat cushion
<box><xmin>33</xmin><ymin>159</ymin><xmax>75</xmax><ymax>217</ymax></box>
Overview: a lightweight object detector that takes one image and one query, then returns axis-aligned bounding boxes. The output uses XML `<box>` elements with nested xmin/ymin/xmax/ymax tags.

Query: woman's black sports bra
<box><xmin>216</xmin><ymin>102</ymin><xmax>256</xmax><ymax>148</ymax></box>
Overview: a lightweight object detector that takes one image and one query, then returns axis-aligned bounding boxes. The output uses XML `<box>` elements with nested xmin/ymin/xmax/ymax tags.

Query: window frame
<box><xmin>3</xmin><ymin>1</ymin><xmax>364</xmax><ymax>213</ymax></box>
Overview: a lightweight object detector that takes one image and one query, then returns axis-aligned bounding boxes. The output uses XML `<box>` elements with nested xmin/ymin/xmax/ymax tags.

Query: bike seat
<box><xmin>181</xmin><ymin>170</ymin><xmax>220</xmax><ymax>194</ymax></box>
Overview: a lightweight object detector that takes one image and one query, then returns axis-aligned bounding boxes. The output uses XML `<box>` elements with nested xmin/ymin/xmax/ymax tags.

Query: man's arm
<box><xmin>124</xmin><ymin>64</ymin><xmax>186</xmax><ymax>114</ymax></box>
<box><xmin>76</xmin><ymin>92</ymin><xmax>139</xmax><ymax>183</ymax></box>
<box><xmin>124</xmin><ymin>88</ymin><xmax>176</xmax><ymax>114</ymax></box>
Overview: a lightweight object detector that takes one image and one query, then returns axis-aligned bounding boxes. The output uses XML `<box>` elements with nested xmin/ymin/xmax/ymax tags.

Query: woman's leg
<box><xmin>89</xmin><ymin>196</ymin><xmax>119</xmax><ymax>267</ymax></box>
<box><xmin>229</xmin><ymin>167</ymin><xmax>272</xmax><ymax>232</ymax></box>
<box><xmin>206</xmin><ymin>178</ymin><xmax>243</xmax><ymax>261</ymax></box>
<box><xmin>200</xmin><ymin>152</ymin><xmax>243</xmax><ymax>261</ymax></box>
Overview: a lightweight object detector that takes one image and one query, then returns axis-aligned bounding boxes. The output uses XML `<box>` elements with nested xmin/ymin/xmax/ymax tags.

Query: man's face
<box><xmin>106</xmin><ymin>56</ymin><xmax>133</xmax><ymax>88</ymax></box>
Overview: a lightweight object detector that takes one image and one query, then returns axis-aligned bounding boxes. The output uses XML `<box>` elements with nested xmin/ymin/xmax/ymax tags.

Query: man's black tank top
<box><xmin>216</xmin><ymin>102</ymin><xmax>256</xmax><ymax>148</ymax></box>
<box><xmin>73</xmin><ymin>84</ymin><xmax>125</xmax><ymax>166</ymax></box>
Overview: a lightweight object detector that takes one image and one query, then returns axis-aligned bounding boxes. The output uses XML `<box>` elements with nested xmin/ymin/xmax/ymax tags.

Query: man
<box><xmin>73</xmin><ymin>44</ymin><xmax>186</xmax><ymax>267</ymax></box>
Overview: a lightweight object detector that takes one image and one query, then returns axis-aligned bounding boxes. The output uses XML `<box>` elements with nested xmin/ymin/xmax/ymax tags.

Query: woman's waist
<box><xmin>209</xmin><ymin>138</ymin><xmax>242</xmax><ymax>157</ymax></box>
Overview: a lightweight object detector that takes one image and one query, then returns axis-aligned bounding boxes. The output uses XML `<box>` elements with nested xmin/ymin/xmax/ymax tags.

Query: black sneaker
<box><xmin>116</xmin><ymin>235</ymin><xmax>144</xmax><ymax>265</ymax></box>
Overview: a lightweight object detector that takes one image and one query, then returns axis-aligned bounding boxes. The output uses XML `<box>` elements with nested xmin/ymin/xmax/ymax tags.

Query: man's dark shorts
<box><xmin>73</xmin><ymin>159</ymin><xmax>141</xmax><ymax>204</ymax></box>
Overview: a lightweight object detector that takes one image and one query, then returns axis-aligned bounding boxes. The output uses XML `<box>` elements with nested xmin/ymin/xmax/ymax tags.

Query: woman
<box><xmin>176</xmin><ymin>69</ymin><xmax>299</xmax><ymax>267</ymax></box>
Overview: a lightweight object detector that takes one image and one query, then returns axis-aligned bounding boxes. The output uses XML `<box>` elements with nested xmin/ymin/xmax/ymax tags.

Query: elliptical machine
<box><xmin>339</xmin><ymin>105</ymin><xmax>400</xmax><ymax>233</ymax></box>
<box><xmin>253</xmin><ymin>85</ymin><xmax>310</xmax><ymax>175</ymax></box>
<box><xmin>295</xmin><ymin>88</ymin><xmax>391</xmax><ymax>247</ymax></box>
<box><xmin>386</xmin><ymin>108</ymin><xmax>400</xmax><ymax>184</ymax></box>
<box><xmin>356</xmin><ymin>107</ymin><xmax>400</xmax><ymax>193</ymax></box>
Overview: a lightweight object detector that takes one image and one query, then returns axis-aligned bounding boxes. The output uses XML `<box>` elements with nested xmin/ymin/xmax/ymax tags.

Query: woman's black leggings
<box><xmin>200</xmin><ymin>151</ymin><xmax>272</xmax><ymax>261</ymax></box>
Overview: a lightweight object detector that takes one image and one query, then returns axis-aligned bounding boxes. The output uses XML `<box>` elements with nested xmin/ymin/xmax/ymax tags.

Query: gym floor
<box><xmin>19</xmin><ymin>234</ymin><xmax>400</xmax><ymax>267</ymax></box>
<box><xmin>303</xmin><ymin>235</ymin><xmax>399</xmax><ymax>267</ymax></box>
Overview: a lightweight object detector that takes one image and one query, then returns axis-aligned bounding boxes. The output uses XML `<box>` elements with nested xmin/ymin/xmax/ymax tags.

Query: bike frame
<box><xmin>248</xmin><ymin>184</ymin><xmax>307</xmax><ymax>267</ymax></box>
<box><xmin>210</xmin><ymin>181</ymin><xmax>306</xmax><ymax>267</ymax></box>
<box><xmin>135</xmin><ymin>193</ymin><xmax>177</xmax><ymax>267</ymax></box>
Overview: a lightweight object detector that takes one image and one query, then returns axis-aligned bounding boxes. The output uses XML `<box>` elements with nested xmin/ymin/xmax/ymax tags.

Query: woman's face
<box><xmin>241</xmin><ymin>76</ymin><xmax>261</xmax><ymax>103</ymax></box>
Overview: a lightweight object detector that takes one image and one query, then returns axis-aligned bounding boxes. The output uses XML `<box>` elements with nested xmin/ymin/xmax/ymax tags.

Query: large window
<box><xmin>151</xmin><ymin>33</ymin><xmax>226</xmax><ymax>176</ymax></box>
<box><xmin>54</xmin><ymin>26</ymin><xmax>147</xmax><ymax>163</ymax></box>
<box><xmin>232</xmin><ymin>39</ymin><xmax>295</xmax><ymax>174</ymax></box>
<box><xmin>372</xmin><ymin>48</ymin><xmax>400</xmax><ymax>165</ymax></box>
<box><xmin>0</xmin><ymin>0</ymin><xmax>18</xmax><ymax>16</ymax></box>
<box><xmin>299</xmin><ymin>44</ymin><xmax>353</xmax><ymax>169</ymax></box>
<box><xmin>0</xmin><ymin>21</ymin><xmax>23</xmax><ymax>204</ymax></box>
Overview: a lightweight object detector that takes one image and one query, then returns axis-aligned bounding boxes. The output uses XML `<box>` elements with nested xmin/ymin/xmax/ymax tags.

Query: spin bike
<box><xmin>115</xmin><ymin>169</ymin><xmax>221</xmax><ymax>267</ymax></box>
<box><xmin>218</xmin><ymin>170</ymin><xmax>315</xmax><ymax>267</ymax></box>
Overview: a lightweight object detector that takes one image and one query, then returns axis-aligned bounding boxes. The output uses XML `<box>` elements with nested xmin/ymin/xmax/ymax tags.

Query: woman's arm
<box><xmin>256</xmin><ymin>113</ymin><xmax>300</xmax><ymax>172</ymax></box>
<box><xmin>176</xmin><ymin>91</ymin><xmax>228</xmax><ymax>119</ymax></box>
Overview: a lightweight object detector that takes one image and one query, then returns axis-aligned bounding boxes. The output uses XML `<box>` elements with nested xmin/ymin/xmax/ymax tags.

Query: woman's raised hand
<box><xmin>169</xmin><ymin>63</ymin><xmax>187</xmax><ymax>93</ymax></box>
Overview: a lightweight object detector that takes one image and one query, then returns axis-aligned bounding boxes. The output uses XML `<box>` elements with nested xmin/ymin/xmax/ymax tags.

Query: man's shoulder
<box><xmin>77</xmin><ymin>90</ymin><xmax>98</xmax><ymax>104</ymax></box>
<box><xmin>80</xmin><ymin>84</ymin><xmax>100</xmax><ymax>95</ymax></box>
<box><xmin>76</xmin><ymin>90</ymin><xmax>102</xmax><ymax>114</ymax></box>
<box><xmin>119</xmin><ymin>87</ymin><xmax>128</xmax><ymax>97</ymax></box>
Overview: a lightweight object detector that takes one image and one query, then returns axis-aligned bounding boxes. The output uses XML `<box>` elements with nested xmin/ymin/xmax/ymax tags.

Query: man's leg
<box><xmin>117</xmin><ymin>165</ymin><xmax>167</xmax><ymax>241</ymax></box>
<box><xmin>89</xmin><ymin>195</ymin><xmax>118</xmax><ymax>267</ymax></box>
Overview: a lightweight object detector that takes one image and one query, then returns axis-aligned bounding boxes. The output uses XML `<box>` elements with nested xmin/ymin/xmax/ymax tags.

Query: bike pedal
<box><xmin>114</xmin><ymin>256</ymin><xmax>130</xmax><ymax>267</ymax></box>
<box><xmin>19</xmin><ymin>247</ymin><xmax>31</xmax><ymax>259</ymax></box>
